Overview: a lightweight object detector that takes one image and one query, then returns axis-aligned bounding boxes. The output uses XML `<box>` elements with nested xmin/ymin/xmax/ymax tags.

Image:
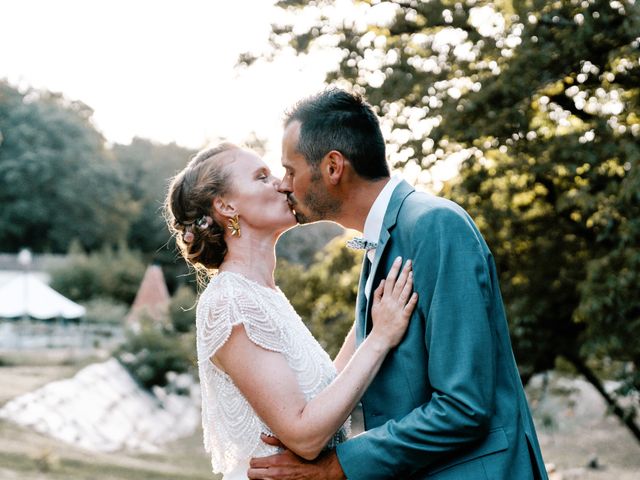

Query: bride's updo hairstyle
<box><xmin>165</xmin><ymin>143</ymin><xmax>238</xmax><ymax>272</ymax></box>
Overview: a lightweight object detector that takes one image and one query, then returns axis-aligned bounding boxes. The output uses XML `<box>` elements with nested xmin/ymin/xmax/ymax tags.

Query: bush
<box><xmin>117</xmin><ymin>318</ymin><xmax>195</xmax><ymax>390</ymax></box>
<box><xmin>169</xmin><ymin>285</ymin><xmax>197</xmax><ymax>333</ymax></box>
<box><xmin>83</xmin><ymin>298</ymin><xmax>128</xmax><ymax>325</ymax></box>
<box><xmin>276</xmin><ymin>235</ymin><xmax>362</xmax><ymax>358</ymax></box>
<box><xmin>49</xmin><ymin>244</ymin><xmax>146</xmax><ymax>304</ymax></box>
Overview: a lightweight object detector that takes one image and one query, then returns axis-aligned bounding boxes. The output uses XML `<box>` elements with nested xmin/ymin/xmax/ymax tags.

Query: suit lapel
<box><xmin>361</xmin><ymin>180</ymin><xmax>415</xmax><ymax>337</ymax></box>
<box><xmin>355</xmin><ymin>256</ymin><xmax>370</xmax><ymax>345</ymax></box>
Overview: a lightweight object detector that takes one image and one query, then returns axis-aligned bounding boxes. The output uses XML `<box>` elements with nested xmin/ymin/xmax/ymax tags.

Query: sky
<box><xmin>1</xmin><ymin>0</ymin><xmax>340</xmax><ymax>171</ymax></box>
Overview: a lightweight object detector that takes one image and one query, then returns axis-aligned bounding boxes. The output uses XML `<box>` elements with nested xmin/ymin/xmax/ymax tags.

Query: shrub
<box><xmin>117</xmin><ymin>317</ymin><xmax>195</xmax><ymax>390</ymax></box>
<box><xmin>276</xmin><ymin>235</ymin><xmax>362</xmax><ymax>358</ymax></box>
<box><xmin>169</xmin><ymin>285</ymin><xmax>197</xmax><ymax>333</ymax></box>
<box><xmin>83</xmin><ymin>298</ymin><xmax>128</xmax><ymax>325</ymax></box>
<box><xmin>49</xmin><ymin>244</ymin><xmax>145</xmax><ymax>304</ymax></box>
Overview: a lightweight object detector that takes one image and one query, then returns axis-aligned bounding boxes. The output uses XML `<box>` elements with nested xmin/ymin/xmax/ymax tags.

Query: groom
<box><xmin>249</xmin><ymin>89</ymin><xmax>548</xmax><ymax>479</ymax></box>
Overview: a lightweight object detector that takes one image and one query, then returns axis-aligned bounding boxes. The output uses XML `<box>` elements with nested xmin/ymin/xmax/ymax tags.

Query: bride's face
<box><xmin>223</xmin><ymin>149</ymin><xmax>296</xmax><ymax>235</ymax></box>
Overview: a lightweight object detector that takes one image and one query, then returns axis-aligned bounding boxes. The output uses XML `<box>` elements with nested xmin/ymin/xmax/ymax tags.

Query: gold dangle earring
<box><xmin>227</xmin><ymin>214</ymin><xmax>241</xmax><ymax>237</ymax></box>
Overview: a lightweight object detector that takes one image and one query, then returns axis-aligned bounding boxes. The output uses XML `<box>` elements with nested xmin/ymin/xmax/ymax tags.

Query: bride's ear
<box><xmin>212</xmin><ymin>197</ymin><xmax>236</xmax><ymax>218</ymax></box>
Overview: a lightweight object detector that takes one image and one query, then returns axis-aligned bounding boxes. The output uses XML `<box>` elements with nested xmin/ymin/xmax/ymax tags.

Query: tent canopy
<box><xmin>0</xmin><ymin>273</ymin><xmax>85</xmax><ymax>320</ymax></box>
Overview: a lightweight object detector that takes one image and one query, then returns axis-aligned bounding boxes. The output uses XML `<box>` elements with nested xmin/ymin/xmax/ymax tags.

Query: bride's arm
<box><xmin>333</xmin><ymin>324</ymin><xmax>355</xmax><ymax>373</ymax></box>
<box><xmin>214</xmin><ymin>258</ymin><xmax>417</xmax><ymax>461</ymax></box>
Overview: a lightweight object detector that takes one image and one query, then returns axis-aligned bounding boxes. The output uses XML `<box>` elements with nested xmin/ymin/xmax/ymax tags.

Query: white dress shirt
<box><xmin>363</xmin><ymin>175</ymin><xmax>403</xmax><ymax>298</ymax></box>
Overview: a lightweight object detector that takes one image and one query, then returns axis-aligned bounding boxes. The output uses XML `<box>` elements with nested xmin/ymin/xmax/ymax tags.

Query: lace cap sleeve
<box><xmin>196</xmin><ymin>273</ymin><xmax>285</xmax><ymax>362</ymax></box>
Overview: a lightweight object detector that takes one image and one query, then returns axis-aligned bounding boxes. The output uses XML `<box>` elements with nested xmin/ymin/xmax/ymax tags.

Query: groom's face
<box><xmin>279</xmin><ymin>121</ymin><xmax>341</xmax><ymax>224</ymax></box>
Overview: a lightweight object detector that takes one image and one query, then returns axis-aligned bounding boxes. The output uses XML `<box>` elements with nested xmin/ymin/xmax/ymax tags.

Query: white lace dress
<box><xmin>196</xmin><ymin>271</ymin><xmax>350</xmax><ymax>479</ymax></box>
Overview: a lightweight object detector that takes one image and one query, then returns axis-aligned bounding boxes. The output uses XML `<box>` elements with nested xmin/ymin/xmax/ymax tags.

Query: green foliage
<box><xmin>277</xmin><ymin>234</ymin><xmax>363</xmax><ymax>358</ymax></box>
<box><xmin>276</xmin><ymin>222</ymin><xmax>344</xmax><ymax>266</ymax></box>
<box><xmin>49</xmin><ymin>244</ymin><xmax>146</xmax><ymax>304</ymax></box>
<box><xmin>83</xmin><ymin>298</ymin><xmax>129</xmax><ymax>325</ymax></box>
<box><xmin>266</xmin><ymin>0</ymin><xmax>640</xmax><ymax>435</ymax></box>
<box><xmin>0</xmin><ymin>81</ymin><xmax>135</xmax><ymax>252</ymax></box>
<box><xmin>169</xmin><ymin>285</ymin><xmax>198</xmax><ymax>333</ymax></box>
<box><xmin>0</xmin><ymin>81</ymin><xmax>199</xmax><ymax>275</ymax></box>
<box><xmin>110</xmin><ymin>138</ymin><xmax>199</xmax><ymax>292</ymax></box>
<box><xmin>118</xmin><ymin>285</ymin><xmax>198</xmax><ymax>391</ymax></box>
<box><xmin>111</xmin><ymin>138</ymin><xmax>195</xmax><ymax>256</ymax></box>
<box><xmin>117</xmin><ymin>318</ymin><xmax>196</xmax><ymax>391</ymax></box>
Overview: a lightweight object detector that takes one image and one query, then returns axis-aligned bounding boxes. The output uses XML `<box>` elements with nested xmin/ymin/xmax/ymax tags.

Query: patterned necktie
<box><xmin>346</xmin><ymin>237</ymin><xmax>378</xmax><ymax>251</ymax></box>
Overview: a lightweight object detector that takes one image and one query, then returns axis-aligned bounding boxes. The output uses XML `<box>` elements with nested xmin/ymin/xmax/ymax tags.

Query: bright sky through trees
<box><xmin>0</xmin><ymin>0</ymin><xmax>339</xmax><ymax>170</ymax></box>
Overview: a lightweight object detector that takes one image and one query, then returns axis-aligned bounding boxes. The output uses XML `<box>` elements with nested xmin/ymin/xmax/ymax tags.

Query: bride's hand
<box><xmin>370</xmin><ymin>257</ymin><xmax>418</xmax><ymax>349</ymax></box>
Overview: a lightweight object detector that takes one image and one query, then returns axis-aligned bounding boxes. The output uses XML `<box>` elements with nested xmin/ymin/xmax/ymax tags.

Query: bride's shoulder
<box><xmin>200</xmin><ymin>272</ymin><xmax>233</xmax><ymax>298</ymax></box>
<box><xmin>198</xmin><ymin>271</ymin><xmax>252</xmax><ymax>306</ymax></box>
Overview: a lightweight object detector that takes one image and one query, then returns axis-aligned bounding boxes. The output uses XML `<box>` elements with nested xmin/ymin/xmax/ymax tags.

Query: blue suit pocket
<box><xmin>426</xmin><ymin>427</ymin><xmax>509</xmax><ymax>476</ymax></box>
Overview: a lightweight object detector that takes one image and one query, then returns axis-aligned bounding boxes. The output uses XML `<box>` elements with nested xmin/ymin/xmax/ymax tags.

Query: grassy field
<box><xmin>0</xmin><ymin>349</ymin><xmax>638</xmax><ymax>479</ymax></box>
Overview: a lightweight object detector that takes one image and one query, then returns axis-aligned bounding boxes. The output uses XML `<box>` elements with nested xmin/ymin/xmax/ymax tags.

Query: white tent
<box><xmin>0</xmin><ymin>273</ymin><xmax>85</xmax><ymax>320</ymax></box>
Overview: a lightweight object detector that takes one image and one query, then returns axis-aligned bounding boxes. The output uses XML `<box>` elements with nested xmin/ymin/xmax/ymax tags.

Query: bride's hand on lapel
<box><xmin>370</xmin><ymin>257</ymin><xmax>418</xmax><ymax>349</ymax></box>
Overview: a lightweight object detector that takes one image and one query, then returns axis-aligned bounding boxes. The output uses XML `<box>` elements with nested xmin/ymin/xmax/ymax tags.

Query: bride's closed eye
<box><xmin>256</xmin><ymin>168</ymin><xmax>270</xmax><ymax>182</ymax></box>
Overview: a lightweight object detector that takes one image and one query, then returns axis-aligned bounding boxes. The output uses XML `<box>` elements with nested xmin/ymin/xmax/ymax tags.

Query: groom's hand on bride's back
<box><xmin>248</xmin><ymin>434</ymin><xmax>346</xmax><ymax>480</ymax></box>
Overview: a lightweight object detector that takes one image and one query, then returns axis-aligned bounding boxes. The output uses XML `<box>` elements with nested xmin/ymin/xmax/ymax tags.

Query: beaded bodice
<box><xmin>196</xmin><ymin>271</ymin><xmax>350</xmax><ymax>475</ymax></box>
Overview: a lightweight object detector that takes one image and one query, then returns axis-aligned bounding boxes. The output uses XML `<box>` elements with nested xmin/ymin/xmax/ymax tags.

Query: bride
<box><xmin>165</xmin><ymin>143</ymin><xmax>417</xmax><ymax>479</ymax></box>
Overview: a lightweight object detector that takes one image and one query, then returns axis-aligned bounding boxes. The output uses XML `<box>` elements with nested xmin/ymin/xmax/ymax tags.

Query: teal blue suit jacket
<box><xmin>335</xmin><ymin>181</ymin><xmax>548</xmax><ymax>479</ymax></box>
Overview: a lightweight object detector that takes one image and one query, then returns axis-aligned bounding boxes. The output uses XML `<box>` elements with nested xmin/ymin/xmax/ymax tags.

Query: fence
<box><xmin>0</xmin><ymin>320</ymin><xmax>124</xmax><ymax>350</ymax></box>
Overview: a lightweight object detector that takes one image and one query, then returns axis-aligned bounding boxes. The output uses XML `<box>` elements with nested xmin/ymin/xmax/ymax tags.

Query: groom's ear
<box><xmin>324</xmin><ymin>150</ymin><xmax>346</xmax><ymax>186</ymax></box>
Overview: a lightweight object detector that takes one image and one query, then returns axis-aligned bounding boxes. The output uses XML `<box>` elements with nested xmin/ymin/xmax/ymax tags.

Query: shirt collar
<box><xmin>363</xmin><ymin>175</ymin><xmax>403</xmax><ymax>243</ymax></box>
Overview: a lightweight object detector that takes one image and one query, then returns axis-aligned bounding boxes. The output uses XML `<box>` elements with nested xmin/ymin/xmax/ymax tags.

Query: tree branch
<box><xmin>565</xmin><ymin>352</ymin><xmax>640</xmax><ymax>444</ymax></box>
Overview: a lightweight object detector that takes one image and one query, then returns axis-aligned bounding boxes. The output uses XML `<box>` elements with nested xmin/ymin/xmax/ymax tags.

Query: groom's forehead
<box><xmin>283</xmin><ymin>120</ymin><xmax>301</xmax><ymax>146</ymax></box>
<box><xmin>281</xmin><ymin>155</ymin><xmax>302</xmax><ymax>171</ymax></box>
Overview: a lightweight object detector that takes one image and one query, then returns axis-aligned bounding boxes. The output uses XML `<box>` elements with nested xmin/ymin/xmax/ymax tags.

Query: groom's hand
<box><xmin>248</xmin><ymin>434</ymin><xmax>346</xmax><ymax>480</ymax></box>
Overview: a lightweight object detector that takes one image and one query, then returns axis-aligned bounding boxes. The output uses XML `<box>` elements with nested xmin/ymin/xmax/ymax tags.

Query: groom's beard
<box><xmin>289</xmin><ymin>180</ymin><xmax>341</xmax><ymax>225</ymax></box>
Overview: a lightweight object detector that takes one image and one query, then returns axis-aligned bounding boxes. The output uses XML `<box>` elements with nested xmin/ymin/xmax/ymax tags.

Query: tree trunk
<box><xmin>565</xmin><ymin>353</ymin><xmax>640</xmax><ymax>444</ymax></box>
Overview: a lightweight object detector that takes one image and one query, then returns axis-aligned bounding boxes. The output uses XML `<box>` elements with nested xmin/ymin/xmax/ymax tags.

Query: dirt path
<box><xmin>527</xmin><ymin>373</ymin><xmax>640</xmax><ymax>479</ymax></box>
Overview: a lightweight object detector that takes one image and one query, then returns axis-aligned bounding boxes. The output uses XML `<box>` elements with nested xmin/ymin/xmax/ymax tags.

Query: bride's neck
<box><xmin>219</xmin><ymin>232</ymin><xmax>277</xmax><ymax>289</ymax></box>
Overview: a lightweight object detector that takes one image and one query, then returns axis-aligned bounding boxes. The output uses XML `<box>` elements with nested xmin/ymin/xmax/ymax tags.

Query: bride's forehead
<box><xmin>228</xmin><ymin>150</ymin><xmax>267</xmax><ymax>172</ymax></box>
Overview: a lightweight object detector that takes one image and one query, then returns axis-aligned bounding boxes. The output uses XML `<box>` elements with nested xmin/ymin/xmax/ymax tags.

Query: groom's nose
<box><xmin>278</xmin><ymin>174</ymin><xmax>292</xmax><ymax>194</ymax></box>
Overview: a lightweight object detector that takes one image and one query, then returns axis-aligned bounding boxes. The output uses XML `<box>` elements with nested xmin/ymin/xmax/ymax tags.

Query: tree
<box><xmin>276</xmin><ymin>234</ymin><xmax>363</xmax><ymax>358</ymax></box>
<box><xmin>256</xmin><ymin>0</ymin><xmax>640</xmax><ymax>440</ymax></box>
<box><xmin>112</xmin><ymin>137</ymin><xmax>200</xmax><ymax>292</ymax></box>
<box><xmin>0</xmin><ymin>81</ymin><xmax>134</xmax><ymax>252</ymax></box>
<box><xmin>276</xmin><ymin>222</ymin><xmax>345</xmax><ymax>266</ymax></box>
<box><xmin>49</xmin><ymin>243</ymin><xmax>146</xmax><ymax>305</ymax></box>
<box><xmin>112</xmin><ymin>138</ymin><xmax>196</xmax><ymax>255</ymax></box>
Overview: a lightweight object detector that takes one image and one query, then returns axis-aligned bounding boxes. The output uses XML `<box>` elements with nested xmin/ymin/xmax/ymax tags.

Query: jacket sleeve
<box><xmin>336</xmin><ymin>206</ymin><xmax>497</xmax><ymax>479</ymax></box>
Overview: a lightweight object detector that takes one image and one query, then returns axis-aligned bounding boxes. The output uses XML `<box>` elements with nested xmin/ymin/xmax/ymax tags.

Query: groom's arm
<box><xmin>249</xmin><ymin>436</ymin><xmax>345</xmax><ymax>480</ymax></box>
<box><xmin>335</xmin><ymin>207</ymin><xmax>497</xmax><ymax>479</ymax></box>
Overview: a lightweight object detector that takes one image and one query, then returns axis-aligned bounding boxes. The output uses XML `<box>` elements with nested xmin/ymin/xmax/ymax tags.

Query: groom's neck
<box><xmin>334</xmin><ymin>176</ymin><xmax>390</xmax><ymax>232</ymax></box>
